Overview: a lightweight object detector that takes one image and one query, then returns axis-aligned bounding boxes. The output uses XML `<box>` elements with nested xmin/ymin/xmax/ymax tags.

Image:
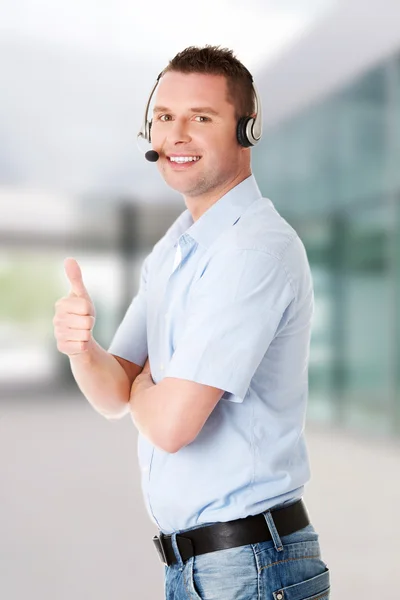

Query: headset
<box><xmin>137</xmin><ymin>70</ymin><xmax>263</xmax><ymax>161</ymax></box>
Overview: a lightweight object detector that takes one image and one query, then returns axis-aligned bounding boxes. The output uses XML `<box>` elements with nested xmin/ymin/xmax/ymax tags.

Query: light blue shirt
<box><xmin>108</xmin><ymin>174</ymin><xmax>314</xmax><ymax>534</ymax></box>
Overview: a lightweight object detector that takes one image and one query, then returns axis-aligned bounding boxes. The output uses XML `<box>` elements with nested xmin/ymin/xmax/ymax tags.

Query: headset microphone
<box><xmin>136</xmin><ymin>133</ymin><xmax>160</xmax><ymax>162</ymax></box>
<box><xmin>145</xmin><ymin>150</ymin><xmax>159</xmax><ymax>162</ymax></box>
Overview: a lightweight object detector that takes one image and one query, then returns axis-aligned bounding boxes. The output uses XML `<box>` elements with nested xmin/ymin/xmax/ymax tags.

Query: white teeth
<box><xmin>169</xmin><ymin>156</ymin><xmax>200</xmax><ymax>163</ymax></box>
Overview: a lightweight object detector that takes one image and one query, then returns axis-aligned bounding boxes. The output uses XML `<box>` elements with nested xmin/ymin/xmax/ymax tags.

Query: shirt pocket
<box><xmin>272</xmin><ymin>566</ymin><xmax>330</xmax><ymax>600</ymax></box>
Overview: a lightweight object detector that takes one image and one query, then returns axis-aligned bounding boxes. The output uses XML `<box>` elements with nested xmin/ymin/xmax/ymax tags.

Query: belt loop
<box><xmin>263</xmin><ymin>510</ymin><xmax>284</xmax><ymax>552</ymax></box>
<box><xmin>171</xmin><ymin>533</ymin><xmax>185</xmax><ymax>571</ymax></box>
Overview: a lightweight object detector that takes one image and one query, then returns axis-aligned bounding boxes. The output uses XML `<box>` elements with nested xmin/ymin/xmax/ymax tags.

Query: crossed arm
<box><xmin>115</xmin><ymin>249</ymin><xmax>294</xmax><ymax>454</ymax></box>
<box><xmin>128</xmin><ymin>358</ymin><xmax>224</xmax><ymax>454</ymax></box>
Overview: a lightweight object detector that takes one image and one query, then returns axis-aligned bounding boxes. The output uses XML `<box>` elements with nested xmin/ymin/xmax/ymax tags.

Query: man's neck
<box><xmin>185</xmin><ymin>169</ymin><xmax>252</xmax><ymax>222</ymax></box>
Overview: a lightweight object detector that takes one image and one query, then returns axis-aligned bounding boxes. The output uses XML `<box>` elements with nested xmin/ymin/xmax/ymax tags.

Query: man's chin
<box><xmin>162</xmin><ymin>173</ymin><xmax>202</xmax><ymax>197</ymax></box>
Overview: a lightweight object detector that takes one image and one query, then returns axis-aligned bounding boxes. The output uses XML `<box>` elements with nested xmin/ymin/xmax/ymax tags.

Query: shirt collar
<box><xmin>179</xmin><ymin>174</ymin><xmax>262</xmax><ymax>249</ymax></box>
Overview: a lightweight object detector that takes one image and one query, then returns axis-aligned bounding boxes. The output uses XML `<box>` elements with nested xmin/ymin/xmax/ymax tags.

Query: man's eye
<box><xmin>159</xmin><ymin>115</ymin><xmax>171</xmax><ymax>122</ymax></box>
<box><xmin>194</xmin><ymin>116</ymin><xmax>210</xmax><ymax>122</ymax></box>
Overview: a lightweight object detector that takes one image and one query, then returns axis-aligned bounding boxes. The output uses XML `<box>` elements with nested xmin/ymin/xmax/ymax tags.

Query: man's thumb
<box><xmin>64</xmin><ymin>258</ymin><xmax>90</xmax><ymax>298</ymax></box>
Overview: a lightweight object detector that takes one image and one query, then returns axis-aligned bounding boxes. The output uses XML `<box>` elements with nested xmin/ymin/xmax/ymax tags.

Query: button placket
<box><xmin>161</xmin><ymin>234</ymin><xmax>196</xmax><ymax>375</ymax></box>
<box><xmin>172</xmin><ymin>243</ymin><xmax>182</xmax><ymax>273</ymax></box>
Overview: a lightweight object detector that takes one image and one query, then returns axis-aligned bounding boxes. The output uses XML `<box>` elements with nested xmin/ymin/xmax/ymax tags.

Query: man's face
<box><xmin>150</xmin><ymin>71</ymin><xmax>247</xmax><ymax>199</ymax></box>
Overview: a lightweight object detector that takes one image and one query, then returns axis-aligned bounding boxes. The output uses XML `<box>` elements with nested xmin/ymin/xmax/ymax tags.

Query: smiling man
<box><xmin>151</xmin><ymin>69</ymin><xmax>252</xmax><ymax>220</ymax></box>
<box><xmin>54</xmin><ymin>46</ymin><xmax>330</xmax><ymax>599</ymax></box>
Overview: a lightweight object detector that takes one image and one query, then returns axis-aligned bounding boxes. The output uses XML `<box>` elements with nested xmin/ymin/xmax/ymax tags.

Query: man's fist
<box><xmin>53</xmin><ymin>258</ymin><xmax>96</xmax><ymax>356</ymax></box>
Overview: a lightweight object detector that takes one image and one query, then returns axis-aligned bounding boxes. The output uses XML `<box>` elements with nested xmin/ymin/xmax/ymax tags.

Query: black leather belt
<box><xmin>152</xmin><ymin>498</ymin><xmax>310</xmax><ymax>566</ymax></box>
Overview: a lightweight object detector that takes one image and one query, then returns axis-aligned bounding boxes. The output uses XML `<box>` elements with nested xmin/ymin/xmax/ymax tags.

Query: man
<box><xmin>53</xmin><ymin>46</ymin><xmax>330</xmax><ymax>599</ymax></box>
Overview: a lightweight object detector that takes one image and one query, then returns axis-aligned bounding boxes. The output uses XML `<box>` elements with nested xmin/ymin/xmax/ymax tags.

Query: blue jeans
<box><xmin>164</xmin><ymin>507</ymin><xmax>330</xmax><ymax>599</ymax></box>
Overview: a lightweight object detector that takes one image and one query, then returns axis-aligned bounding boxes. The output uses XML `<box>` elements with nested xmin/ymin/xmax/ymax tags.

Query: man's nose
<box><xmin>168</xmin><ymin>118</ymin><xmax>192</xmax><ymax>144</ymax></box>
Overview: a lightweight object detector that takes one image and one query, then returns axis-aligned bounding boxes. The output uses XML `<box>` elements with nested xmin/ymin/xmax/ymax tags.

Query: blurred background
<box><xmin>1</xmin><ymin>0</ymin><xmax>399</xmax><ymax>598</ymax></box>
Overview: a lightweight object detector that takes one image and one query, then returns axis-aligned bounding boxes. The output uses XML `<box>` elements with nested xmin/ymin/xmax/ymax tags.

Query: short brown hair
<box><xmin>161</xmin><ymin>45</ymin><xmax>255</xmax><ymax>120</ymax></box>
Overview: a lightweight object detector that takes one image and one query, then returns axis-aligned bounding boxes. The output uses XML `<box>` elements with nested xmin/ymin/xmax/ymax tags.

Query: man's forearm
<box><xmin>129</xmin><ymin>373</ymin><xmax>188</xmax><ymax>453</ymax></box>
<box><xmin>69</xmin><ymin>338</ymin><xmax>131</xmax><ymax>419</ymax></box>
<box><xmin>129</xmin><ymin>366</ymin><xmax>158</xmax><ymax>440</ymax></box>
<box><xmin>129</xmin><ymin>370</ymin><xmax>174</xmax><ymax>450</ymax></box>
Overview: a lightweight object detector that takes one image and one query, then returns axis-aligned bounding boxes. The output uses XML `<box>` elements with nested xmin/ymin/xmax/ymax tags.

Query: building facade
<box><xmin>253</xmin><ymin>2</ymin><xmax>400</xmax><ymax>436</ymax></box>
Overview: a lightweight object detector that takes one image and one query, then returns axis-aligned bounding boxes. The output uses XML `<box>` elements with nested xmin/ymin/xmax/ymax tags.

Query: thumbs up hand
<box><xmin>53</xmin><ymin>258</ymin><xmax>96</xmax><ymax>357</ymax></box>
<box><xmin>64</xmin><ymin>257</ymin><xmax>91</xmax><ymax>299</ymax></box>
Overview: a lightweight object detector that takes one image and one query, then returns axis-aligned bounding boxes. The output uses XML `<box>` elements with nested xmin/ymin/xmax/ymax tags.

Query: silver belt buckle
<box><xmin>152</xmin><ymin>533</ymin><xmax>170</xmax><ymax>566</ymax></box>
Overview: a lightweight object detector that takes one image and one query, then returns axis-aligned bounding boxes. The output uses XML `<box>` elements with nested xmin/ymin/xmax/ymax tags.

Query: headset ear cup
<box><xmin>237</xmin><ymin>117</ymin><xmax>253</xmax><ymax>148</ymax></box>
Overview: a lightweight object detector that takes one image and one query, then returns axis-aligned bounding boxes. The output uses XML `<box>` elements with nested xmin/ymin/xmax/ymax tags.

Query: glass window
<box><xmin>254</xmin><ymin>54</ymin><xmax>400</xmax><ymax>436</ymax></box>
<box><xmin>339</xmin><ymin>203</ymin><xmax>393</xmax><ymax>433</ymax></box>
<box><xmin>335</xmin><ymin>66</ymin><xmax>388</xmax><ymax>204</ymax></box>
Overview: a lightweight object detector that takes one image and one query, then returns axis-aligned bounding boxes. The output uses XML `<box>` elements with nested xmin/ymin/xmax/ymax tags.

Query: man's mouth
<box><xmin>167</xmin><ymin>155</ymin><xmax>202</xmax><ymax>164</ymax></box>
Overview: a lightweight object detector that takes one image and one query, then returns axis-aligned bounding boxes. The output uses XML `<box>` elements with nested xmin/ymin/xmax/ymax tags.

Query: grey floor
<box><xmin>1</xmin><ymin>391</ymin><xmax>399</xmax><ymax>599</ymax></box>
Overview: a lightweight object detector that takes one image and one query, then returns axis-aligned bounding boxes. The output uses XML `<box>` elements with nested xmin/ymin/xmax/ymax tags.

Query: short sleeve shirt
<box><xmin>108</xmin><ymin>175</ymin><xmax>314</xmax><ymax>534</ymax></box>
